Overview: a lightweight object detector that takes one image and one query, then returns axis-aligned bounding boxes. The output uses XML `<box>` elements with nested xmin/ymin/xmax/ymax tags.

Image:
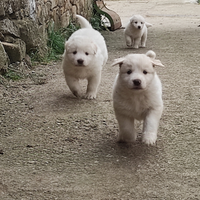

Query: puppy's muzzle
<box><xmin>77</xmin><ymin>59</ymin><xmax>84</xmax><ymax>66</ymax></box>
<box><xmin>132</xmin><ymin>79</ymin><xmax>142</xmax><ymax>89</ymax></box>
<box><xmin>133</xmin><ymin>79</ymin><xmax>141</xmax><ymax>86</ymax></box>
<box><xmin>138</xmin><ymin>26</ymin><xmax>141</xmax><ymax>29</ymax></box>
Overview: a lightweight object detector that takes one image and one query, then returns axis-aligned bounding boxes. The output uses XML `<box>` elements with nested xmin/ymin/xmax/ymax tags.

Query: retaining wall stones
<box><xmin>0</xmin><ymin>0</ymin><xmax>93</xmax><ymax>74</ymax></box>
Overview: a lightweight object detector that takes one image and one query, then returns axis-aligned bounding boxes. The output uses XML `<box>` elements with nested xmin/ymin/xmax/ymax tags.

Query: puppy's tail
<box><xmin>146</xmin><ymin>50</ymin><xmax>156</xmax><ymax>59</ymax></box>
<box><xmin>146</xmin><ymin>50</ymin><xmax>165</xmax><ymax>67</ymax></box>
<box><xmin>76</xmin><ymin>15</ymin><xmax>93</xmax><ymax>29</ymax></box>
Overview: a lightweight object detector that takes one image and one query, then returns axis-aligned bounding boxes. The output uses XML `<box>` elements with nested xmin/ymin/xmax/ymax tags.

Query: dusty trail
<box><xmin>0</xmin><ymin>1</ymin><xmax>200</xmax><ymax>199</ymax></box>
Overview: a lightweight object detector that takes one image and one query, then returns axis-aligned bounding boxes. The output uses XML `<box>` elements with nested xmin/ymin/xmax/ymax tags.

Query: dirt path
<box><xmin>0</xmin><ymin>1</ymin><xmax>200</xmax><ymax>199</ymax></box>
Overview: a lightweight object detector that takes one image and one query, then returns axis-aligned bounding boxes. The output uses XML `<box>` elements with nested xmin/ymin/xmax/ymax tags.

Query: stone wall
<box><xmin>0</xmin><ymin>0</ymin><xmax>93</xmax><ymax>74</ymax></box>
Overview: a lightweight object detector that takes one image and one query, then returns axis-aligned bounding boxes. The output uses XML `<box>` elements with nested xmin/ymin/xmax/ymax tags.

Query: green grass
<box><xmin>25</xmin><ymin>13</ymin><xmax>108</xmax><ymax>70</ymax></box>
<box><xmin>29</xmin><ymin>21</ymin><xmax>80</xmax><ymax>64</ymax></box>
<box><xmin>47</xmin><ymin>22</ymin><xmax>80</xmax><ymax>59</ymax></box>
<box><xmin>3</xmin><ymin>68</ymin><xmax>24</xmax><ymax>81</ymax></box>
<box><xmin>30</xmin><ymin>14</ymin><xmax>105</xmax><ymax>64</ymax></box>
<box><xmin>1</xmin><ymin>14</ymin><xmax>105</xmax><ymax>82</ymax></box>
<box><xmin>90</xmin><ymin>13</ymin><xmax>103</xmax><ymax>31</ymax></box>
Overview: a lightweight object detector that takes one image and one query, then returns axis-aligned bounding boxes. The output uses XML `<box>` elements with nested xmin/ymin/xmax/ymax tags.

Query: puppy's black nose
<box><xmin>138</xmin><ymin>26</ymin><xmax>141</xmax><ymax>29</ymax></box>
<box><xmin>133</xmin><ymin>79</ymin><xmax>141</xmax><ymax>86</ymax></box>
<box><xmin>77</xmin><ymin>59</ymin><xmax>84</xmax><ymax>65</ymax></box>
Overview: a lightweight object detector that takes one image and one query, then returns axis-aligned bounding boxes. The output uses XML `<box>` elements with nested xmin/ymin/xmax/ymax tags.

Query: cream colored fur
<box><xmin>62</xmin><ymin>15</ymin><xmax>108</xmax><ymax>99</ymax></box>
<box><xmin>124</xmin><ymin>15</ymin><xmax>152</xmax><ymax>49</ymax></box>
<box><xmin>112</xmin><ymin>51</ymin><xmax>164</xmax><ymax>145</ymax></box>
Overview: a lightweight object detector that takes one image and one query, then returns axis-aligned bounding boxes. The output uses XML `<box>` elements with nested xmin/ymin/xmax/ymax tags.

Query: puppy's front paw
<box><xmin>126</xmin><ymin>43</ymin><xmax>132</xmax><ymax>47</ymax></box>
<box><xmin>142</xmin><ymin>132</ymin><xmax>157</xmax><ymax>145</ymax></box>
<box><xmin>72</xmin><ymin>91</ymin><xmax>81</xmax><ymax>99</ymax></box>
<box><xmin>84</xmin><ymin>92</ymin><xmax>96</xmax><ymax>100</ymax></box>
<box><xmin>133</xmin><ymin>45</ymin><xmax>139</xmax><ymax>49</ymax></box>
<box><xmin>118</xmin><ymin>132</ymin><xmax>137</xmax><ymax>143</ymax></box>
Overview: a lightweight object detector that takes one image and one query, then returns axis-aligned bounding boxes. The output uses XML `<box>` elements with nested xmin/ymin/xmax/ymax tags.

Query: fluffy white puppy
<box><xmin>112</xmin><ymin>51</ymin><xmax>164</xmax><ymax>145</ymax></box>
<box><xmin>124</xmin><ymin>15</ymin><xmax>152</xmax><ymax>49</ymax></box>
<box><xmin>62</xmin><ymin>15</ymin><xmax>108</xmax><ymax>99</ymax></box>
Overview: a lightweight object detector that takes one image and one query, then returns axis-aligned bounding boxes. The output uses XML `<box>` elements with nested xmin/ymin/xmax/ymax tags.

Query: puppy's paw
<box><xmin>118</xmin><ymin>132</ymin><xmax>137</xmax><ymax>143</ymax></box>
<box><xmin>141</xmin><ymin>44</ymin><xmax>146</xmax><ymax>48</ymax></box>
<box><xmin>126</xmin><ymin>43</ymin><xmax>132</xmax><ymax>47</ymax></box>
<box><xmin>118</xmin><ymin>138</ymin><xmax>136</xmax><ymax>143</ymax></box>
<box><xmin>133</xmin><ymin>45</ymin><xmax>139</xmax><ymax>49</ymax></box>
<box><xmin>72</xmin><ymin>91</ymin><xmax>81</xmax><ymax>99</ymax></box>
<box><xmin>142</xmin><ymin>132</ymin><xmax>157</xmax><ymax>145</ymax></box>
<box><xmin>84</xmin><ymin>92</ymin><xmax>96</xmax><ymax>100</ymax></box>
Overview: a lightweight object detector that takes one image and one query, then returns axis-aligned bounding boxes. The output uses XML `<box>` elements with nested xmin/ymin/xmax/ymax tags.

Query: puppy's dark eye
<box><xmin>143</xmin><ymin>70</ymin><xmax>148</xmax><ymax>75</ymax></box>
<box><xmin>141</xmin><ymin>22</ymin><xmax>143</xmax><ymax>24</ymax></box>
<box><xmin>135</xmin><ymin>22</ymin><xmax>137</xmax><ymax>24</ymax></box>
<box><xmin>85</xmin><ymin>52</ymin><xmax>89</xmax><ymax>56</ymax></box>
<box><xmin>127</xmin><ymin>70</ymin><xmax>132</xmax><ymax>75</ymax></box>
<box><xmin>73</xmin><ymin>51</ymin><xmax>77</xmax><ymax>55</ymax></box>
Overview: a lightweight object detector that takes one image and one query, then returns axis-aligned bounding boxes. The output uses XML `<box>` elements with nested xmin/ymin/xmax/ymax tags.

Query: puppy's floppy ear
<box><xmin>65</xmin><ymin>41</ymin><xmax>69</xmax><ymax>50</ymax></box>
<box><xmin>150</xmin><ymin>59</ymin><xmax>164</xmax><ymax>67</ymax></box>
<box><xmin>145</xmin><ymin>22</ymin><xmax>152</xmax><ymax>28</ymax></box>
<box><xmin>65</xmin><ymin>38</ymin><xmax>77</xmax><ymax>52</ymax></box>
<box><xmin>130</xmin><ymin>15</ymin><xmax>135</xmax><ymax>23</ymax></box>
<box><xmin>65</xmin><ymin>40</ymin><xmax>72</xmax><ymax>52</ymax></box>
<box><xmin>111</xmin><ymin>57</ymin><xmax>125</xmax><ymax>67</ymax></box>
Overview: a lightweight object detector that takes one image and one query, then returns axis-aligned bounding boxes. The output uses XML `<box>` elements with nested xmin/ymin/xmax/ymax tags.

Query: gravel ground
<box><xmin>0</xmin><ymin>1</ymin><xmax>200</xmax><ymax>199</ymax></box>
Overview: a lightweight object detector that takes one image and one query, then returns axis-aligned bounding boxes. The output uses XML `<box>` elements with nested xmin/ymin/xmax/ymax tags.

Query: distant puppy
<box><xmin>62</xmin><ymin>15</ymin><xmax>108</xmax><ymax>99</ymax></box>
<box><xmin>124</xmin><ymin>15</ymin><xmax>152</xmax><ymax>48</ymax></box>
<box><xmin>112</xmin><ymin>51</ymin><xmax>164</xmax><ymax>145</ymax></box>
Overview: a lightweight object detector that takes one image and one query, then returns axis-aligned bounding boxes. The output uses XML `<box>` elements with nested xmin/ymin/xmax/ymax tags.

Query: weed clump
<box><xmin>30</xmin><ymin>21</ymin><xmax>80</xmax><ymax>64</ymax></box>
<box><xmin>30</xmin><ymin>14</ymin><xmax>105</xmax><ymax>64</ymax></box>
<box><xmin>2</xmin><ymin>15</ymin><xmax>105</xmax><ymax>82</ymax></box>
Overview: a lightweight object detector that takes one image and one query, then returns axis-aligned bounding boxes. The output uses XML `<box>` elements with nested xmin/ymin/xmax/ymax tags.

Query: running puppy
<box><xmin>112</xmin><ymin>51</ymin><xmax>164</xmax><ymax>145</ymax></box>
<box><xmin>62</xmin><ymin>15</ymin><xmax>108</xmax><ymax>99</ymax></box>
<box><xmin>124</xmin><ymin>15</ymin><xmax>152</xmax><ymax>49</ymax></box>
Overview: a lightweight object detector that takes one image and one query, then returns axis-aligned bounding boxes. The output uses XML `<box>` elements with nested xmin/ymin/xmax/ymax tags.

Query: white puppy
<box><xmin>124</xmin><ymin>15</ymin><xmax>152</xmax><ymax>49</ymax></box>
<box><xmin>62</xmin><ymin>15</ymin><xmax>108</xmax><ymax>99</ymax></box>
<box><xmin>112</xmin><ymin>51</ymin><xmax>164</xmax><ymax>145</ymax></box>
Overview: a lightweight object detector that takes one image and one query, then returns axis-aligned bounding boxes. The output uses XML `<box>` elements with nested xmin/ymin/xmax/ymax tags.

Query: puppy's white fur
<box><xmin>124</xmin><ymin>15</ymin><xmax>152</xmax><ymax>49</ymax></box>
<box><xmin>112</xmin><ymin>51</ymin><xmax>164</xmax><ymax>145</ymax></box>
<box><xmin>62</xmin><ymin>15</ymin><xmax>108</xmax><ymax>99</ymax></box>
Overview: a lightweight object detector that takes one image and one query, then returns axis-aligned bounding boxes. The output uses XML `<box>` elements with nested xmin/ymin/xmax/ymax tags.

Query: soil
<box><xmin>0</xmin><ymin>1</ymin><xmax>200</xmax><ymax>199</ymax></box>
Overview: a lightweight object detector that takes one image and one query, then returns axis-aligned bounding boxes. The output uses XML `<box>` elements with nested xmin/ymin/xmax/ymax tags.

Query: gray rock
<box><xmin>0</xmin><ymin>18</ymin><xmax>20</xmax><ymax>38</ymax></box>
<box><xmin>0</xmin><ymin>0</ymin><xmax>5</xmax><ymax>17</ymax></box>
<box><xmin>16</xmin><ymin>19</ymin><xmax>47</xmax><ymax>54</ymax></box>
<box><xmin>2</xmin><ymin>38</ymin><xmax>26</xmax><ymax>63</ymax></box>
<box><xmin>0</xmin><ymin>42</ymin><xmax>9</xmax><ymax>74</ymax></box>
